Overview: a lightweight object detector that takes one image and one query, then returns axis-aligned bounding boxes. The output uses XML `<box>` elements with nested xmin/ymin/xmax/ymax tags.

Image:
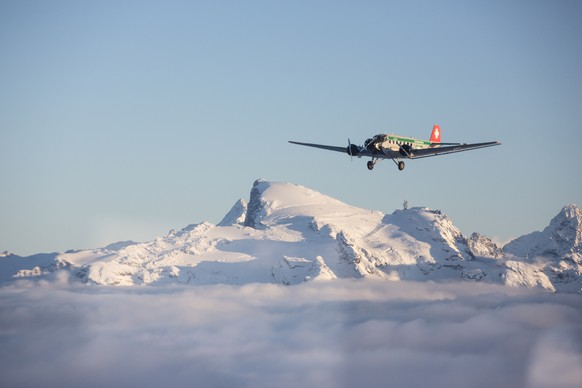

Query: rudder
<box><xmin>429</xmin><ymin>124</ymin><xmax>441</xmax><ymax>143</ymax></box>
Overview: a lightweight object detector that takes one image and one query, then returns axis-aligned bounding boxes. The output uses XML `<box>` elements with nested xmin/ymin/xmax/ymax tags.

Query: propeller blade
<box><xmin>348</xmin><ymin>138</ymin><xmax>353</xmax><ymax>161</ymax></box>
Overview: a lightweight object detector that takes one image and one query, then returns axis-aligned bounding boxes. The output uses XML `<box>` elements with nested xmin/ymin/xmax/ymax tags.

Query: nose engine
<box><xmin>363</xmin><ymin>138</ymin><xmax>373</xmax><ymax>151</ymax></box>
<box><xmin>364</xmin><ymin>134</ymin><xmax>387</xmax><ymax>152</ymax></box>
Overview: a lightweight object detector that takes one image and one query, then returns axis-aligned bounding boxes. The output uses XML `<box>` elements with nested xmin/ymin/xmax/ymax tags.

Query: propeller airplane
<box><xmin>289</xmin><ymin>125</ymin><xmax>501</xmax><ymax>171</ymax></box>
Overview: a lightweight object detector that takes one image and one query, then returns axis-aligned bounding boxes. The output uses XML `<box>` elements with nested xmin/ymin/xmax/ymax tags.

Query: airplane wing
<box><xmin>287</xmin><ymin>141</ymin><xmax>346</xmax><ymax>154</ymax></box>
<box><xmin>407</xmin><ymin>141</ymin><xmax>501</xmax><ymax>159</ymax></box>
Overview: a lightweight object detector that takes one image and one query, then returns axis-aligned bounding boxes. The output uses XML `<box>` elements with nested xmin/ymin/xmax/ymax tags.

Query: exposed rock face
<box><xmin>218</xmin><ymin>199</ymin><xmax>248</xmax><ymax>227</ymax></box>
<box><xmin>244</xmin><ymin>179</ymin><xmax>267</xmax><ymax>228</ymax></box>
<box><xmin>467</xmin><ymin>233</ymin><xmax>503</xmax><ymax>259</ymax></box>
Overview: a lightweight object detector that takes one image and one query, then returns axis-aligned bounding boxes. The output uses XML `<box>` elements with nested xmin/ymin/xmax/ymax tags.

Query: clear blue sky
<box><xmin>1</xmin><ymin>0</ymin><xmax>581</xmax><ymax>255</ymax></box>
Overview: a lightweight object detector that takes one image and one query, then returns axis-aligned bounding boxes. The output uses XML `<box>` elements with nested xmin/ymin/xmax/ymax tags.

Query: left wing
<box><xmin>407</xmin><ymin>141</ymin><xmax>501</xmax><ymax>159</ymax></box>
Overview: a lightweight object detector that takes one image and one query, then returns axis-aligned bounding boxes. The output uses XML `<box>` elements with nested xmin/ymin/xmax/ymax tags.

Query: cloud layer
<box><xmin>1</xmin><ymin>278</ymin><xmax>581</xmax><ymax>388</ymax></box>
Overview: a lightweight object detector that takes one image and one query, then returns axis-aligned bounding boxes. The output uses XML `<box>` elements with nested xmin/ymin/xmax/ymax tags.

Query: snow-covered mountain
<box><xmin>503</xmin><ymin>204</ymin><xmax>582</xmax><ymax>293</ymax></box>
<box><xmin>1</xmin><ymin>180</ymin><xmax>580</xmax><ymax>292</ymax></box>
<box><xmin>504</xmin><ymin>204</ymin><xmax>582</xmax><ymax>259</ymax></box>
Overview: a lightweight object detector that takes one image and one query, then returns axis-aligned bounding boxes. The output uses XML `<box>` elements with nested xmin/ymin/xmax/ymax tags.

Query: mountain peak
<box><xmin>504</xmin><ymin>204</ymin><xmax>582</xmax><ymax>259</ymax></box>
<box><xmin>550</xmin><ymin>204</ymin><xmax>582</xmax><ymax>231</ymax></box>
<box><xmin>243</xmin><ymin>179</ymin><xmax>357</xmax><ymax>228</ymax></box>
<box><xmin>550</xmin><ymin>204</ymin><xmax>582</xmax><ymax>253</ymax></box>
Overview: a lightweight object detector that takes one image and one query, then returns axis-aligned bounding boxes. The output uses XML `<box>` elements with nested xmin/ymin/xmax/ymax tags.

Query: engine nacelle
<box><xmin>399</xmin><ymin>144</ymin><xmax>412</xmax><ymax>157</ymax></box>
<box><xmin>346</xmin><ymin>144</ymin><xmax>360</xmax><ymax>156</ymax></box>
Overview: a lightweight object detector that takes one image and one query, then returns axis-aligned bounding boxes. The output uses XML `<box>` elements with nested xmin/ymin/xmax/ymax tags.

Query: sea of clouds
<box><xmin>1</xmin><ymin>274</ymin><xmax>581</xmax><ymax>388</ymax></box>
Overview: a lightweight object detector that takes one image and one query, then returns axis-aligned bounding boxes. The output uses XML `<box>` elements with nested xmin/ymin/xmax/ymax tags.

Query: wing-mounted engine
<box><xmin>346</xmin><ymin>143</ymin><xmax>360</xmax><ymax>156</ymax></box>
<box><xmin>399</xmin><ymin>144</ymin><xmax>413</xmax><ymax>157</ymax></box>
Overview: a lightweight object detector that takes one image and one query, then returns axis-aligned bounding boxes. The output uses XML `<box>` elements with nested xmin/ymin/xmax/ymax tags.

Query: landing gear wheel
<box><xmin>398</xmin><ymin>161</ymin><xmax>405</xmax><ymax>171</ymax></box>
<box><xmin>367</xmin><ymin>161</ymin><xmax>374</xmax><ymax>170</ymax></box>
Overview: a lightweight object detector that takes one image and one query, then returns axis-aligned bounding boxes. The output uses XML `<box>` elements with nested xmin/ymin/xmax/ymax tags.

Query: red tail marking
<box><xmin>430</xmin><ymin>125</ymin><xmax>441</xmax><ymax>143</ymax></box>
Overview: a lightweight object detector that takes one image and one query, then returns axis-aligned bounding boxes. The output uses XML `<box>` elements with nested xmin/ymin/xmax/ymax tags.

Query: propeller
<box><xmin>347</xmin><ymin>138</ymin><xmax>361</xmax><ymax>161</ymax></box>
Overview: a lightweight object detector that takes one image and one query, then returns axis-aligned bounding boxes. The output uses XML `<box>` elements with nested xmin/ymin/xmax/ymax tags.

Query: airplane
<box><xmin>289</xmin><ymin>125</ymin><xmax>501</xmax><ymax>171</ymax></box>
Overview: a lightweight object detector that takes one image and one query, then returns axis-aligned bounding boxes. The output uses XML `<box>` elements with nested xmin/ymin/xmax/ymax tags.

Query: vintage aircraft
<box><xmin>289</xmin><ymin>125</ymin><xmax>501</xmax><ymax>171</ymax></box>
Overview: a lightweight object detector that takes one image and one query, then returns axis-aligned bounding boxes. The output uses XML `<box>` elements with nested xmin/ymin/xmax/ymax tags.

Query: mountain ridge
<box><xmin>1</xmin><ymin>179</ymin><xmax>580</xmax><ymax>292</ymax></box>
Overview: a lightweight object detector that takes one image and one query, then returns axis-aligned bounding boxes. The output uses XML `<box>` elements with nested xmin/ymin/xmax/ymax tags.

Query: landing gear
<box><xmin>391</xmin><ymin>159</ymin><xmax>406</xmax><ymax>171</ymax></box>
<box><xmin>367</xmin><ymin>158</ymin><xmax>405</xmax><ymax>171</ymax></box>
<box><xmin>366</xmin><ymin>156</ymin><xmax>381</xmax><ymax>171</ymax></box>
<box><xmin>367</xmin><ymin>157</ymin><xmax>380</xmax><ymax>170</ymax></box>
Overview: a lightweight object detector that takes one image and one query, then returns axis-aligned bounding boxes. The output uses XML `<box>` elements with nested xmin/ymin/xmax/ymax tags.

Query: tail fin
<box><xmin>429</xmin><ymin>124</ymin><xmax>441</xmax><ymax>143</ymax></box>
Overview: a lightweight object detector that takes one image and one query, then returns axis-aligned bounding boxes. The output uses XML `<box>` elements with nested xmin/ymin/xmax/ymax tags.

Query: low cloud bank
<box><xmin>1</xmin><ymin>279</ymin><xmax>581</xmax><ymax>388</ymax></box>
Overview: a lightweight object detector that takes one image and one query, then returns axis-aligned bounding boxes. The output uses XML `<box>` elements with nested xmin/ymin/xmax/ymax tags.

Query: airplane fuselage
<box><xmin>365</xmin><ymin>134</ymin><xmax>437</xmax><ymax>155</ymax></box>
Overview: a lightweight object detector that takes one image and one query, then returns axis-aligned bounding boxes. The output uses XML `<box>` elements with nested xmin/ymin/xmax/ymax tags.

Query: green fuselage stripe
<box><xmin>386</xmin><ymin>135</ymin><xmax>431</xmax><ymax>147</ymax></box>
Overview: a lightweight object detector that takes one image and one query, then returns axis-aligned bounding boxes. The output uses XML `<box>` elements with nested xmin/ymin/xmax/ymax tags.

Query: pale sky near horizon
<box><xmin>1</xmin><ymin>0</ymin><xmax>581</xmax><ymax>255</ymax></box>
